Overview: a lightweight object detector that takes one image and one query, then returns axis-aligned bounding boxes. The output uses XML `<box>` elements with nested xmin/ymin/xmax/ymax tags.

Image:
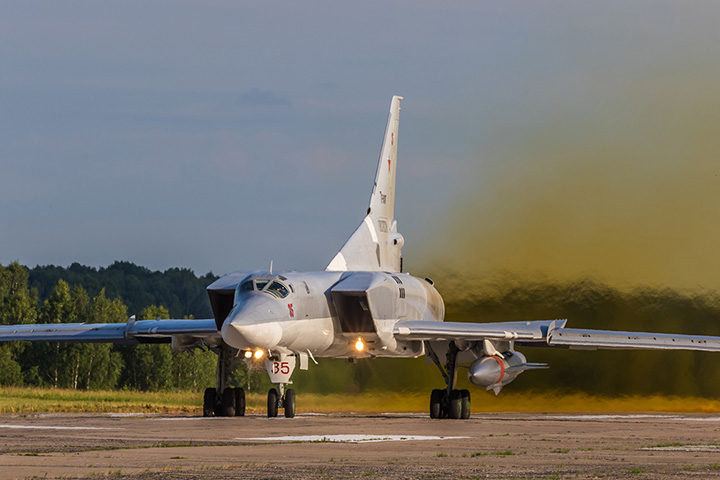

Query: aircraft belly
<box><xmin>312</xmin><ymin>338</ymin><xmax>424</xmax><ymax>358</ymax></box>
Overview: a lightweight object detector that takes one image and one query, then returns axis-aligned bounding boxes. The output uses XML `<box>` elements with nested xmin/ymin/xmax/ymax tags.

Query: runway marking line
<box><xmin>642</xmin><ymin>445</ymin><xmax>720</xmax><ymax>452</ymax></box>
<box><xmin>0</xmin><ymin>424</ymin><xmax>123</xmax><ymax>431</ymax></box>
<box><xmin>237</xmin><ymin>434</ymin><xmax>471</xmax><ymax>443</ymax></box>
<box><xmin>546</xmin><ymin>414</ymin><xmax>720</xmax><ymax>422</ymax></box>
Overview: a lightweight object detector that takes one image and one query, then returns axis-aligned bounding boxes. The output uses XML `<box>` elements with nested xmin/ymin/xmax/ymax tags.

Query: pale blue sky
<box><xmin>2</xmin><ymin>1</ymin><xmax>720</xmax><ymax>285</ymax></box>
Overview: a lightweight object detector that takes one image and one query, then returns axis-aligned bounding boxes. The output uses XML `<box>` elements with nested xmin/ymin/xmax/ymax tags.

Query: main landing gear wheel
<box><xmin>430</xmin><ymin>389</ymin><xmax>444</xmax><ymax>419</ymax></box>
<box><xmin>267</xmin><ymin>388</ymin><xmax>279</xmax><ymax>417</ymax></box>
<box><xmin>460</xmin><ymin>389</ymin><xmax>471</xmax><ymax>419</ymax></box>
<box><xmin>203</xmin><ymin>387</ymin><xmax>216</xmax><ymax>417</ymax></box>
<box><xmin>202</xmin><ymin>387</ymin><xmax>245</xmax><ymax>417</ymax></box>
<box><xmin>448</xmin><ymin>389</ymin><xmax>463</xmax><ymax>419</ymax></box>
<box><xmin>234</xmin><ymin>387</ymin><xmax>246</xmax><ymax>416</ymax></box>
<box><xmin>222</xmin><ymin>388</ymin><xmax>236</xmax><ymax>417</ymax></box>
<box><xmin>284</xmin><ymin>389</ymin><xmax>296</xmax><ymax>418</ymax></box>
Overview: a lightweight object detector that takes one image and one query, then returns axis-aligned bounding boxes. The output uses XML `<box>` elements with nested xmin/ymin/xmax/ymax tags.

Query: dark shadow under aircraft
<box><xmin>3</xmin><ymin>96</ymin><xmax>720</xmax><ymax>419</ymax></box>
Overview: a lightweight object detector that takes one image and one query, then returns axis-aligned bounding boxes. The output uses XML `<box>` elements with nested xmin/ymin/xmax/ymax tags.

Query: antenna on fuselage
<box><xmin>270</xmin><ymin>260</ymin><xmax>273</xmax><ymax>274</ymax></box>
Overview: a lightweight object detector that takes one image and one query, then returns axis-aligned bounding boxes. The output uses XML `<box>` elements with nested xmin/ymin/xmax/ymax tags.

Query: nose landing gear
<box><xmin>264</xmin><ymin>354</ymin><xmax>298</xmax><ymax>417</ymax></box>
<box><xmin>267</xmin><ymin>384</ymin><xmax>296</xmax><ymax>418</ymax></box>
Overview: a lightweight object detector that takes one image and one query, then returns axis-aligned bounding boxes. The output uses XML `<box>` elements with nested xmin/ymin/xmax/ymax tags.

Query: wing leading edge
<box><xmin>0</xmin><ymin>317</ymin><xmax>220</xmax><ymax>344</ymax></box>
<box><xmin>547</xmin><ymin>327</ymin><xmax>720</xmax><ymax>351</ymax></box>
<box><xmin>393</xmin><ymin>320</ymin><xmax>720</xmax><ymax>352</ymax></box>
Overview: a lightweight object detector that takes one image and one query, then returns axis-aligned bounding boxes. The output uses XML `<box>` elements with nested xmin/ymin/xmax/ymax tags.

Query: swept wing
<box><xmin>393</xmin><ymin>319</ymin><xmax>720</xmax><ymax>352</ymax></box>
<box><xmin>0</xmin><ymin>317</ymin><xmax>219</xmax><ymax>345</ymax></box>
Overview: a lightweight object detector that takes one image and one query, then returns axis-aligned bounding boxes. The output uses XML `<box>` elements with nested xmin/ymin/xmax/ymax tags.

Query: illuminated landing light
<box><xmin>355</xmin><ymin>339</ymin><xmax>364</xmax><ymax>352</ymax></box>
<box><xmin>254</xmin><ymin>349</ymin><xmax>264</xmax><ymax>359</ymax></box>
<box><xmin>244</xmin><ymin>350</ymin><xmax>253</xmax><ymax>359</ymax></box>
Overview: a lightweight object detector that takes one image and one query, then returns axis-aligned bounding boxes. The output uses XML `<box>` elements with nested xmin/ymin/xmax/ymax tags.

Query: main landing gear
<box><xmin>203</xmin><ymin>386</ymin><xmax>246</xmax><ymax>417</ymax></box>
<box><xmin>203</xmin><ymin>345</ymin><xmax>246</xmax><ymax>417</ymax></box>
<box><xmin>425</xmin><ymin>340</ymin><xmax>472</xmax><ymax>420</ymax></box>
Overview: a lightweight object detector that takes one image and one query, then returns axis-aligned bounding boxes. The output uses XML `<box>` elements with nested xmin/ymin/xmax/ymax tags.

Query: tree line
<box><xmin>28</xmin><ymin>261</ymin><xmax>216</xmax><ymax>319</ymax></box>
<box><xmin>0</xmin><ymin>261</ymin><xmax>226</xmax><ymax>391</ymax></box>
<box><xmin>3</xmin><ymin>261</ymin><xmax>720</xmax><ymax>397</ymax></box>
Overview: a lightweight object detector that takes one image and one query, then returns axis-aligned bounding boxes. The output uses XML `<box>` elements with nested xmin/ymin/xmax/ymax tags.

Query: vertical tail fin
<box><xmin>369</xmin><ymin>95</ymin><xmax>402</xmax><ymax>223</ymax></box>
<box><xmin>326</xmin><ymin>96</ymin><xmax>405</xmax><ymax>272</ymax></box>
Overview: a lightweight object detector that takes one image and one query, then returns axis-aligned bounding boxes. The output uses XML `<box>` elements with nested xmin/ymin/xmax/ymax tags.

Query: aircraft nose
<box><xmin>220</xmin><ymin>296</ymin><xmax>283</xmax><ymax>350</ymax></box>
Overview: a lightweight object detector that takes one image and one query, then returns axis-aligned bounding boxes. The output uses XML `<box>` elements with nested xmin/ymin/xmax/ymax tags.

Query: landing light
<box><xmin>355</xmin><ymin>339</ymin><xmax>364</xmax><ymax>352</ymax></box>
<box><xmin>244</xmin><ymin>350</ymin><xmax>253</xmax><ymax>359</ymax></box>
<box><xmin>254</xmin><ymin>349</ymin><xmax>264</xmax><ymax>359</ymax></box>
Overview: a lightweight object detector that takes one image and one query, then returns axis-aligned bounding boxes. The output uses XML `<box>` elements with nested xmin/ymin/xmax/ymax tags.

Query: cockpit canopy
<box><xmin>236</xmin><ymin>277</ymin><xmax>292</xmax><ymax>299</ymax></box>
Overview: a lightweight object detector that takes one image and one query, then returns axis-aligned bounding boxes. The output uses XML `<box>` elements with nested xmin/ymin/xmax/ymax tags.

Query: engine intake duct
<box><xmin>332</xmin><ymin>291</ymin><xmax>375</xmax><ymax>333</ymax></box>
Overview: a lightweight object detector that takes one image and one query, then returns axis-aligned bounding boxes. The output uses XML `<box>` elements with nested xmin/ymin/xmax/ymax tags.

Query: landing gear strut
<box><xmin>425</xmin><ymin>341</ymin><xmax>471</xmax><ymax>420</ymax></box>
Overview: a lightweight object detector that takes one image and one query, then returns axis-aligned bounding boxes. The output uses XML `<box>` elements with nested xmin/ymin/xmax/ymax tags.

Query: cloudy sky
<box><xmin>3</xmin><ymin>1</ymin><xmax>720</xmax><ymax>289</ymax></box>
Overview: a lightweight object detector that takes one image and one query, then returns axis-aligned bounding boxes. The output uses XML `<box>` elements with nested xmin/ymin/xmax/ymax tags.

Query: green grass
<box><xmin>0</xmin><ymin>387</ymin><xmax>200</xmax><ymax>414</ymax></box>
<box><xmin>2</xmin><ymin>387</ymin><xmax>720</xmax><ymax>414</ymax></box>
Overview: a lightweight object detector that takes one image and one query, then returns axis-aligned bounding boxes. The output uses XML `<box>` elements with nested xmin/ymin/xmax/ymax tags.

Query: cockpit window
<box><xmin>265</xmin><ymin>280</ymin><xmax>290</xmax><ymax>298</ymax></box>
<box><xmin>239</xmin><ymin>280</ymin><xmax>254</xmax><ymax>292</ymax></box>
<box><xmin>255</xmin><ymin>280</ymin><xmax>269</xmax><ymax>290</ymax></box>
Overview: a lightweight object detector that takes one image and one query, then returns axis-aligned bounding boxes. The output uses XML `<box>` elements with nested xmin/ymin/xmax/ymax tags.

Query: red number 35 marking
<box><xmin>272</xmin><ymin>361</ymin><xmax>290</xmax><ymax>375</ymax></box>
<box><xmin>287</xmin><ymin>303</ymin><xmax>294</xmax><ymax>318</ymax></box>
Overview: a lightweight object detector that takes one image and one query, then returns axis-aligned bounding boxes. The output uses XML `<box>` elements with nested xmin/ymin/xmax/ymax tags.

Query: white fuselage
<box><xmin>218</xmin><ymin>270</ymin><xmax>444</xmax><ymax>359</ymax></box>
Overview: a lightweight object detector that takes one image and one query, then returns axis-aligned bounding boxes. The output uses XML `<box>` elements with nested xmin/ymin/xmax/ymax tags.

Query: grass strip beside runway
<box><xmin>1</xmin><ymin>387</ymin><xmax>720</xmax><ymax>414</ymax></box>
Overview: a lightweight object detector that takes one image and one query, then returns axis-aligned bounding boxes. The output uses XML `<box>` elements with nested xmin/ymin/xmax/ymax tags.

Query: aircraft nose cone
<box><xmin>221</xmin><ymin>297</ymin><xmax>283</xmax><ymax>350</ymax></box>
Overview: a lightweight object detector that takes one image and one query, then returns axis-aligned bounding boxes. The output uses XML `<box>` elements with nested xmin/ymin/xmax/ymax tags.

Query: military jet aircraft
<box><xmin>3</xmin><ymin>96</ymin><xmax>720</xmax><ymax>419</ymax></box>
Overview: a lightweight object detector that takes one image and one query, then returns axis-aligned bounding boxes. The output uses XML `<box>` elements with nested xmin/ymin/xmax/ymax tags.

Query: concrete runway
<box><xmin>1</xmin><ymin>412</ymin><xmax>720</xmax><ymax>479</ymax></box>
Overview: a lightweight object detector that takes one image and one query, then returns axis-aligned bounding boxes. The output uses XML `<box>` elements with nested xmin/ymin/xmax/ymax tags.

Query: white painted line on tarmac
<box><xmin>153</xmin><ymin>417</ymin><xmax>219</xmax><ymax>421</ymax></box>
<box><xmin>238</xmin><ymin>434</ymin><xmax>470</xmax><ymax>443</ymax></box>
<box><xmin>108</xmin><ymin>413</ymin><xmax>155</xmax><ymax>417</ymax></box>
<box><xmin>548</xmin><ymin>414</ymin><xmax>720</xmax><ymax>422</ymax></box>
<box><xmin>642</xmin><ymin>445</ymin><xmax>720</xmax><ymax>452</ymax></box>
<box><xmin>152</xmin><ymin>415</ymin><xmax>266</xmax><ymax>421</ymax></box>
<box><xmin>0</xmin><ymin>424</ymin><xmax>123</xmax><ymax>431</ymax></box>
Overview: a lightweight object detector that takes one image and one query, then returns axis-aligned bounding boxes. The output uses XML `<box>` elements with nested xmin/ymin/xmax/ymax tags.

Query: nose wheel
<box><xmin>267</xmin><ymin>385</ymin><xmax>296</xmax><ymax>418</ymax></box>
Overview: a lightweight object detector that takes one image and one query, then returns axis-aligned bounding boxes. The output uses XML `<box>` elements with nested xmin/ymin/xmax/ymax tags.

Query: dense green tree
<box><xmin>74</xmin><ymin>289</ymin><xmax>124</xmax><ymax>390</ymax></box>
<box><xmin>118</xmin><ymin>305</ymin><xmax>173</xmax><ymax>391</ymax></box>
<box><xmin>35</xmin><ymin>279</ymin><xmax>76</xmax><ymax>387</ymax></box>
<box><xmin>171</xmin><ymin>348</ymin><xmax>217</xmax><ymax>391</ymax></box>
<box><xmin>120</xmin><ymin>305</ymin><xmax>217</xmax><ymax>392</ymax></box>
<box><xmin>58</xmin><ymin>285</ymin><xmax>91</xmax><ymax>389</ymax></box>
<box><xmin>28</xmin><ymin>262</ymin><xmax>217</xmax><ymax>318</ymax></box>
<box><xmin>0</xmin><ymin>262</ymin><xmax>38</xmax><ymax>326</ymax></box>
<box><xmin>0</xmin><ymin>263</ymin><xmax>37</xmax><ymax>386</ymax></box>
